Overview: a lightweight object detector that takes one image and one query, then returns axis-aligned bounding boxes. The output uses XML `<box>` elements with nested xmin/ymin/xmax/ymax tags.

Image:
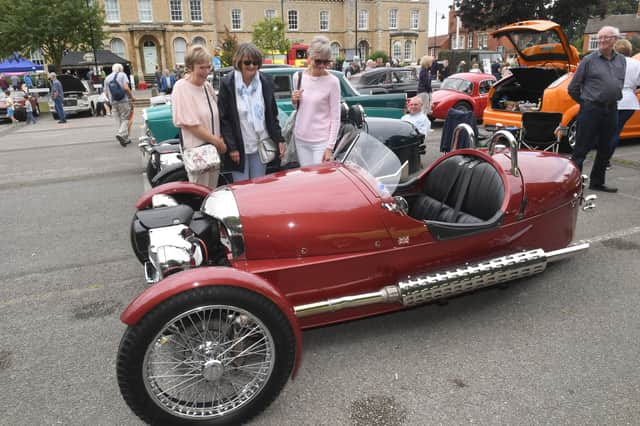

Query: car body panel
<box><xmin>130</xmin><ymin>145</ymin><xmax>582</xmax><ymax>331</ymax></box>
<box><xmin>430</xmin><ymin>72</ymin><xmax>496</xmax><ymax>120</ymax></box>
<box><xmin>0</xmin><ymin>90</ymin><xmax>38</xmax><ymax>120</ymax></box>
<box><xmin>349</xmin><ymin>66</ymin><xmax>419</xmax><ymax>98</ymax></box>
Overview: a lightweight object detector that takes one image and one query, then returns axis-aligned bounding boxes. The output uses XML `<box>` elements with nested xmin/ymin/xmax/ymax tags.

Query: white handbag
<box><xmin>183</xmin><ymin>144</ymin><xmax>220</xmax><ymax>174</ymax></box>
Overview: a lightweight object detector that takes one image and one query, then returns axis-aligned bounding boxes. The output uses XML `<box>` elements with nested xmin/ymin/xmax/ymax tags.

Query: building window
<box><xmin>193</xmin><ymin>36</ymin><xmax>206</xmax><ymax>46</ymax></box>
<box><xmin>358</xmin><ymin>10</ymin><xmax>368</xmax><ymax>30</ymax></box>
<box><xmin>468</xmin><ymin>33</ymin><xmax>473</xmax><ymax>49</ymax></box>
<box><xmin>410</xmin><ymin>10</ymin><xmax>419</xmax><ymax>30</ymax></box>
<box><xmin>265</xmin><ymin>9</ymin><xmax>276</xmax><ymax>19</ymax></box>
<box><xmin>104</xmin><ymin>0</ymin><xmax>120</xmax><ymax>22</ymax></box>
<box><xmin>319</xmin><ymin>11</ymin><xmax>329</xmax><ymax>31</ymax></box>
<box><xmin>110</xmin><ymin>38</ymin><xmax>126</xmax><ymax>59</ymax></box>
<box><xmin>330</xmin><ymin>42</ymin><xmax>340</xmax><ymax>59</ymax></box>
<box><xmin>404</xmin><ymin>40</ymin><xmax>412</xmax><ymax>61</ymax></box>
<box><xmin>392</xmin><ymin>41</ymin><xmax>402</xmax><ymax>60</ymax></box>
<box><xmin>169</xmin><ymin>0</ymin><xmax>183</xmax><ymax>22</ymax></box>
<box><xmin>389</xmin><ymin>9</ymin><xmax>397</xmax><ymax>29</ymax></box>
<box><xmin>174</xmin><ymin>37</ymin><xmax>187</xmax><ymax>64</ymax></box>
<box><xmin>588</xmin><ymin>35</ymin><xmax>599</xmax><ymax>50</ymax></box>
<box><xmin>30</xmin><ymin>49</ymin><xmax>45</xmax><ymax>66</ymax></box>
<box><xmin>190</xmin><ymin>0</ymin><xmax>202</xmax><ymax>22</ymax></box>
<box><xmin>138</xmin><ymin>0</ymin><xmax>152</xmax><ymax>22</ymax></box>
<box><xmin>288</xmin><ymin>10</ymin><xmax>298</xmax><ymax>31</ymax></box>
<box><xmin>231</xmin><ymin>9</ymin><xmax>241</xmax><ymax>30</ymax></box>
<box><xmin>478</xmin><ymin>33</ymin><xmax>488</xmax><ymax>49</ymax></box>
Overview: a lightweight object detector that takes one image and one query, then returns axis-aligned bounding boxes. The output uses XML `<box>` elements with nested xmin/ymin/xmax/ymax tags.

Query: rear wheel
<box><xmin>117</xmin><ymin>286</ymin><xmax>295</xmax><ymax>426</ymax></box>
<box><xmin>452</xmin><ymin>101</ymin><xmax>472</xmax><ymax>113</ymax></box>
<box><xmin>560</xmin><ymin>118</ymin><xmax>577</xmax><ymax>153</ymax></box>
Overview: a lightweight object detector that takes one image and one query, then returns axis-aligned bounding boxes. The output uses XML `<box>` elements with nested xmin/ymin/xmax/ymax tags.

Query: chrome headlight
<box><xmin>202</xmin><ymin>187</ymin><xmax>244</xmax><ymax>258</ymax></box>
<box><xmin>145</xmin><ymin>224</ymin><xmax>204</xmax><ymax>284</ymax></box>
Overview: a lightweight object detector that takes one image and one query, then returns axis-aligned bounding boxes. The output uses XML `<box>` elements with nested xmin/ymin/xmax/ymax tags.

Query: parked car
<box><xmin>0</xmin><ymin>90</ymin><xmax>40</xmax><ymax>121</ymax></box>
<box><xmin>430</xmin><ymin>72</ymin><xmax>496</xmax><ymax>121</ymax></box>
<box><xmin>118</xmin><ymin>128</ymin><xmax>594</xmax><ymax>426</ymax></box>
<box><xmin>48</xmin><ymin>74</ymin><xmax>99</xmax><ymax>119</ymax></box>
<box><xmin>349</xmin><ymin>66</ymin><xmax>420</xmax><ymax>98</ymax></box>
<box><xmin>480</xmin><ymin>20</ymin><xmax>639</xmax><ymax>152</ymax></box>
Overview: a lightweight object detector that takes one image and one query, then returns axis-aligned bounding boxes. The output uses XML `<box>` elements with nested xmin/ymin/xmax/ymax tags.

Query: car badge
<box><xmin>398</xmin><ymin>236</ymin><xmax>410</xmax><ymax>245</ymax></box>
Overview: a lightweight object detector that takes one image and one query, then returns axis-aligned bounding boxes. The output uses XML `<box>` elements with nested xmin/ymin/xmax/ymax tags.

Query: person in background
<box><xmin>491</xmin><ymin>59</ymin><xmax>502</xmax><ymax>80</ymax></box>
<box><xmin>154</xmin><ymin>65</ymin><xmax>162</xmax><ymax>89</ymax></box>
<box><xmin>291</xmin><ymin>35</ymin><xmax>341</xmax><ymax>166</ymax></box>
<box><xmin>568</xmin><ymin>25</ymin><xmax>625</xmax><ymax>193</ymax></box>
<box><xmin>416</xmin><ymin>55</ymin><xmax>433</xmax><ymax>115</ymax></box>
<box><xmin>402</xmin><ymin>96</ymin><xmax>430</xmax><ymax>135</ymax></box>
<box><xmin>439</xmin><ymin>59</ymin><xmax>450</xmax><ymax>81</ymax></box>
<box><xmin>159</xmin><ymin>68</ymin><xmax>175</xmax><ymax>94</ymax></box>
<box><xmin>10</xmin><ymin>74</ymin><xmax>19</xmax><ymax>90</ymax></box>
<box><xmin>23</xmin><ymin>74</ymin><xmax>33</xmax><ymax>91</ymax></box>
<box><xmin>95</xmin><ymin>91</ymin><xmax>110</xmax><ymax>116</ymax></box>
<box><xmin>104</xmin><ymin>63</ymin><xmax>135</xmax><ymax>146</ymax></box>
<box><xmin>49</xmin><ymin>72</ymin><xmax>66</xmax><ymax>123</ymax></box>
<box><xmin>501</xmin><ymin>63</ymin><xmax>512</xmax><ymax>78</ymax></box>
<box><xmin>364</xmin><ymin>59</ymin><xmax>375</xmax><ymax>71</ymax></box>
<box><xmin>456</xmin><ymin>60</ymin><xmax>466</xmax><ymax>73</ymax></box>
<box><xmin>173</xmin><ymin>64</ymin><xmax>183</xmax><ymax>80</ymax></box>
<box><xmin>0</xmin><ymin>74</ymin><xmax>8</xmax><ymax>91</ymax></box>
<box><xmin>218</xmin><ymin>43</ymin><xmax>285</xmax><ymax>182</ymax></box>
<box><xmin>172</xmin><ymin>45</ymin><xmax>226</xmax><ymax>188</ymax></box>
<box><xmin>129</xmin><ymin>73</ymin><xmax>136</xmax><ymax>92</ymax></box>
<box><xmin>5</xmin><ymin>91</ymin><xmax>17</xmax><ymax>124</ymax></box>
<box><xmin>607</xmin><ymin>38</ymin><xmax>640</xmax><ymax>170</ymax></box>
<box><xmin>24</xmin><ymin>94</ymin><xmax>36</xmax><ymax>124</ymax></box>
<box><xmin>345</xmin><ymin>61</ymin><xmax>360</xmax><ymax>78</ymax></box>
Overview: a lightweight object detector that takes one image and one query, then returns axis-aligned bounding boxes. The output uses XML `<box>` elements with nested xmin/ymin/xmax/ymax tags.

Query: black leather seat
<box><xmin>410</xmin><ymin>155</ymin><xmax>504</xmax><ymax>236</ymax></box>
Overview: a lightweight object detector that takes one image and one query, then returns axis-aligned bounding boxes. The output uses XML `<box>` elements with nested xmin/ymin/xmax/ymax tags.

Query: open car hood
<box><xmin>58</xmin><ymin>75</ymin><xmax>87</xmax><ymax>93</ymax></box>
<box><xmin>492</xmin><ymin>20</ymin><xmax>579</xmax><ymax>70</ymax></box>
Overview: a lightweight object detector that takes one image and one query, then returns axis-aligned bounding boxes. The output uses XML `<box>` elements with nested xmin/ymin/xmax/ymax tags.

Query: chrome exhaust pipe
<box><xmin>294</xmin><ymin>244</ymin><xmax>589</xmax><ymax>318</ymax></box>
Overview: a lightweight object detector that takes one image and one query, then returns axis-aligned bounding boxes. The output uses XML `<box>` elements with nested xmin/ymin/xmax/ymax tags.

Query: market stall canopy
<box><xmin>61</xmin><ymin>50</ymin><xmax>130</xmax><ymax>69</ymax></box>
<box><xmin>0</xmin><ymin>55</ymin><xmax>44</xmax><ymax>73</ymax></box>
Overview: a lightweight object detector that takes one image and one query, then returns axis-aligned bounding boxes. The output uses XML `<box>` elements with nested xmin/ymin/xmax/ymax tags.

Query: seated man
<box><xmin>401</xmin><ymin>97</ymin><xmax>431</xmax><ymax>135</ymax></box>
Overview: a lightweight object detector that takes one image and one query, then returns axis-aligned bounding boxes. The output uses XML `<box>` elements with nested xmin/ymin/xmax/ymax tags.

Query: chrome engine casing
<box><xmin>144</xmin><ymin>224</ymin><xmax>204</xmax><ymax>284</ymax></box>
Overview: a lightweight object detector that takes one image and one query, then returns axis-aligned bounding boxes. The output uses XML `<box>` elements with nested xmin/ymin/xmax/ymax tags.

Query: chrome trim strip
<box><xmin>451</xmin><ymin>123</ymin><xmax>476</xmax><ymax>150</ymax></box>
<box><xmin>201</xmin><ymin>187</ymin><xmax>245</xmax><ymax>258</ymax></box>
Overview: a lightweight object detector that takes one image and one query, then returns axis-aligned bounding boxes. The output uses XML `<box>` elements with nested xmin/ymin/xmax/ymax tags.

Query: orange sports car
<box><xmin>482</xmin><ymin>20</ymin><xmax>640</xmax><ymax>152</ymax></box>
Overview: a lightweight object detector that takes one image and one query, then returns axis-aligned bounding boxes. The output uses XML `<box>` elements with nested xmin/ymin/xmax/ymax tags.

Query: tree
<box><xmin>454</xmin><ymin>0</ymin><xmax>606</xmax><ymax>44</ymax></box>
<box><xmin>0</xmin><ymin>0</ymin><xmax>106</xmax><ymax>72</ymax></box>
<box><xmin>252</xmin><ymin>18</ymin><xmax>290</xmax><ymax>60</ymax></box>
<box><xmin>220</xmin><ymin>26</ymin><xmax>238</xmax><ymax>67</ymax></box>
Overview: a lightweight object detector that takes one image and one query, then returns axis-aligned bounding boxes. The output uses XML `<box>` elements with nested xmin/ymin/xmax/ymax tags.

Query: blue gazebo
<box><xmin>0</xmin><ymin>54</ymin><xmax>44</xmax><ymax>74</ymax></box>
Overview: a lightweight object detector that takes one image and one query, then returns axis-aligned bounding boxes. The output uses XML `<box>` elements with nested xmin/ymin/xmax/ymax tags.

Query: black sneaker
<box><xmin>116</xmin><ymin>135</ymin><xmax>128</xmax><ymax>147</ymax></box>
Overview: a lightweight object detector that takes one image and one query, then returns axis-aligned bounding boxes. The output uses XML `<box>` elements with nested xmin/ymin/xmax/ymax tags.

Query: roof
<box><xmin>584</xmin><ymin>14</ymin><xmax>640</xmax><ymax>34</ymax></box>
<box><xmin>61</xmin><ymin>50</ymin><xmax>130</xmax><ymax>68</ymax></box>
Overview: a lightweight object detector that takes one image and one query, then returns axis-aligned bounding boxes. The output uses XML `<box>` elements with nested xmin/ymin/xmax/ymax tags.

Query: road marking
<box><xmin>578</xmin><ymin>225</ymin><xmax>640</xmax><ymax>245</ymax></box>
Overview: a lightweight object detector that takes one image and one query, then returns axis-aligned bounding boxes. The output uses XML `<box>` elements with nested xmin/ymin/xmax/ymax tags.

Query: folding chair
<box><xmin>519</xmin><ymin>112</ymin><xmax>563</xmax><ymax>153</ymax></box>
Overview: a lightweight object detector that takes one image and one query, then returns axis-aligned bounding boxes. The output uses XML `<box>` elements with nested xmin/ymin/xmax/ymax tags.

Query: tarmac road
<box><xmin>0</xmin><ymin>112</ymin><xmax>639</xmax><ymax>425</ymax></box>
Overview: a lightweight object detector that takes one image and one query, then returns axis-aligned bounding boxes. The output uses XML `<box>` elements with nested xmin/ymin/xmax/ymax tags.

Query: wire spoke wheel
<box><xmin>117</xmin><ymin>286</ymin><xmax>295</xmax><ymax>425</ymax></box>
<box><xmin>143</xmin><ymin>305</ymin><xmax>275</xmax><ymax>419</ymax></box>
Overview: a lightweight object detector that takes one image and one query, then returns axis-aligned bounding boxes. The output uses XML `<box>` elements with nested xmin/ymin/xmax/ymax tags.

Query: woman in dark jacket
<box><xmin>416</xmin><ymin>55</ymin><xmax>433</xmax><ymax>115</ymax></box>
<box><xmin>218</xmin><ymin>43</ymin><xmax>285</xmax><ymax>182</ymax></box>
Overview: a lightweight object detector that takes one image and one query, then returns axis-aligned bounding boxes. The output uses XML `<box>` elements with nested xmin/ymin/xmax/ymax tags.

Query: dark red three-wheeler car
<box><xmin>117</xmin><ymin>129</ymin><xmax>593</xmax><ymax>425</ymax></box>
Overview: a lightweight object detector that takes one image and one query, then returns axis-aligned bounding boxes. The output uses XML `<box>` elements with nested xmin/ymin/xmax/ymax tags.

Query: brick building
<box><xmin>98</xmin><ymin>0</ymin><xmax>430</xmax><ymax>80</ymax></box>
<box><xmin>582</xmin><ymin>3</ymin><xmax>640</xmax><ymax>54</ymax></box>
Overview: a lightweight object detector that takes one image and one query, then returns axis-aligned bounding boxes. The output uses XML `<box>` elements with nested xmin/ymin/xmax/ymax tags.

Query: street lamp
<box><xmin>432</xmin><ymin>10</ymin><xmax>446</xmax><ymax>55</ymax></box>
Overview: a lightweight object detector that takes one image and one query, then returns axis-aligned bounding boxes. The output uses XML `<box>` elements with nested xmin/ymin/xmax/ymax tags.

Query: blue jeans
<box><xmin>54</xmin><ymin>97</ymin><xmax>66</xmax><ymax>122</ymax></box>
<box><xmin>231</xmin><ymin>152</ymin><xmax>266</xmax><ymax>183</ymax></box>
<box><xmin>571</xmin><ymin>102</ymin><xmax>617</xmax><ymax>186</ymax></box>
<box><xmin>609</xmin><ymin>109</ymin><xmax>634</xmax><ymax>156</ymax></box>
<box><xmin>26</xmin><ymin>111</ymin><xmax>36</xmax><ymax>124</ymax></box>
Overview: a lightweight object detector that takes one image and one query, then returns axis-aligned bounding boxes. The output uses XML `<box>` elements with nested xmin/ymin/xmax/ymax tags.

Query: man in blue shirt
<box><xmin>49</xmin><ymin>72</ymin><xmax>66</xmax><ymax>123</ymax></box>
<box><xmin>23</xmin><ymin>74</ymin><xmax>33</xmax><ymax>90</ymax></box>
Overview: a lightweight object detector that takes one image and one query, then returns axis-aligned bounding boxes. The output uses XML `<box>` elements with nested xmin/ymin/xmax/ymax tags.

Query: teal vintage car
<box><xmin>143</xmin><ymin>67</ymin><xmax>407</xmax><ymax>142</ymax></box>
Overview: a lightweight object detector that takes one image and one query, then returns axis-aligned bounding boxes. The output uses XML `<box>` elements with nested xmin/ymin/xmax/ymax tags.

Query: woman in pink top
<box><xmin>172</xmin><ymin>45</ymin><xmax>227</xmax><ymax>188</ymax></box>
<box><xmin>291</xmin><ymin>36</ymin><xmax>341</xmax><ymax>166</ymax></box>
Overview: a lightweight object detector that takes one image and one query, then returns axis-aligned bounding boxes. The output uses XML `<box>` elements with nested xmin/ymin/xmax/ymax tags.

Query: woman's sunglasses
<box><xmin>314</xmin><ymin>59</ymin><xmax>331</xmax><ymax>65</ymax></box>
<box><xmin>242</xmin><ymin>60</ymin><xmax>260</xmax><ymax>66</ymax></box>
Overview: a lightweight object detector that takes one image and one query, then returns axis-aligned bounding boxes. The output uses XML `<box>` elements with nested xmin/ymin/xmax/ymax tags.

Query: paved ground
<box><xmin>0</xmin><ymin>109</ymin><xmax>639</xmax><ymax>425</ymax></box>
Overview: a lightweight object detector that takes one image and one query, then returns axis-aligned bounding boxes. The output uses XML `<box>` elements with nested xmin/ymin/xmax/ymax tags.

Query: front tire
<box><xmin>452</xmin><ymin>101</ymin><xmax>472</xmax><ymax>113</ymax></box>
<box><xmin>117</xmin><ymin>286</ymin><xmax>295</xmax><ymax>425</ymax></box>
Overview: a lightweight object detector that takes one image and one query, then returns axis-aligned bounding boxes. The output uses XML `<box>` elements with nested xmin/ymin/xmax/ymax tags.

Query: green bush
<box><xmin>368</xmin><ymin>50</ymin><xmax>389</xmax><ymax>64</ymax></box>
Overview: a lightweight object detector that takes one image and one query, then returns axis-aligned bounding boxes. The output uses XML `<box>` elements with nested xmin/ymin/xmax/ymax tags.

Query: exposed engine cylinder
<box><xmin>145</xmin><ymin>224</ymin><xmax>204</xmax><ymax>284</ymax></box>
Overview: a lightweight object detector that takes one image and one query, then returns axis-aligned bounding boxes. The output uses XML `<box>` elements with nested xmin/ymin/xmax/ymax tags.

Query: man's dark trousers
<box><xmin>54</xmin><ymin>97</ymin><xmax>66</xmax><ymax>122</ymax></box>
<box><xmin>571</xmin><ymin>101</ymin><xmax>618</xmax><ymax>185</ymax></box>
